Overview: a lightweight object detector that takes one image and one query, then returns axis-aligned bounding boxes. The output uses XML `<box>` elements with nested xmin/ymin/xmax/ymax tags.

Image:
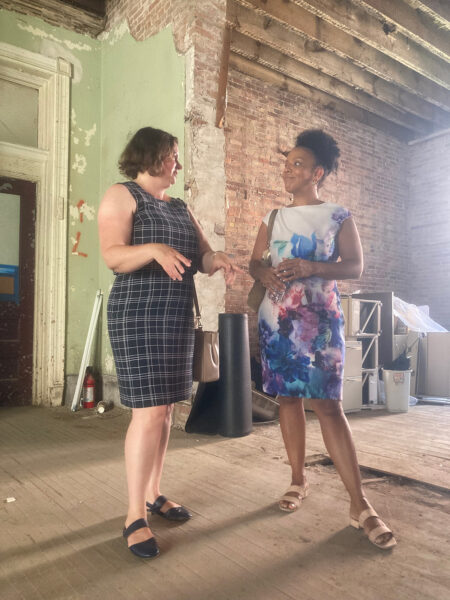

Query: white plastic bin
<box><xmin>382</xmin><ymin>369</ymin><xmax>411</xmax><ymax>413</ymax></box>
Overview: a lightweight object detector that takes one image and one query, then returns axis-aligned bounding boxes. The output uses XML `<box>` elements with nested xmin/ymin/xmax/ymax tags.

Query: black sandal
<box><xmin>146</xmin><ymin>495</ymin><xmax>192</xmax><ymax>522</ymax></box>
<box><xmin>122</xmin><ymin>518</ymin><xmax>160</xmax><ymax>558</ymax></box>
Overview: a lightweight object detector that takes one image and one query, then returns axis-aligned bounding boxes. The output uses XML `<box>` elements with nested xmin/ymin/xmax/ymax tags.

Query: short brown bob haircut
<box><xmin>118</xmin><ymin>127</ymin><xmax>178</xmax><ymax>179</ymax></box>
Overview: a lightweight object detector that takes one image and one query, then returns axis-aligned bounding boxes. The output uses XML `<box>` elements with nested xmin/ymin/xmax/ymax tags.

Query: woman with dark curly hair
<box><xmin>249</xmin><ymin>129</ymin><xmax>396</xmax><ymax>550</ymax></box>
<box><xmin>98</xmin><ymin>127</ymin><xmax>241</xmax><ymax>558</ymax></box>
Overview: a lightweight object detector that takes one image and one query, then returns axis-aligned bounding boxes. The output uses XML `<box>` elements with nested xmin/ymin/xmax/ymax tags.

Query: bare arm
<box><xmin>186</xmin><ymin>206</ymin><xmax>213</xmax><ymax>271</ymax></box>
<box><xmin>98</xmin><ymin>184</ymin><xmax>191</xmax><ymax>279</ymax></box>
<box><xmin>276</xmin><ymin>216</ymin><xmax>363</xmax><ymax>283</ymax></box>
<box><xmin>187</xmin><ymin>206</ymin><xmax>244</xmax><ymax>285</ymax></box>
<box><xmin>249</xmin><ymin>222</ymin><xmax>286</xmax><ymax>294</ymax></box>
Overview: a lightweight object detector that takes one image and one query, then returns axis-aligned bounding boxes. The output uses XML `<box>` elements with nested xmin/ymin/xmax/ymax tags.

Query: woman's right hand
<box><xmin>152</xmin><ymin>243</ymin><xmax>192</xmax><ymax>281</ymax></box>
<box><xmin>257</xmin><ymin>264</ymin><xmax>286</xmax><ymax>294</ymax></box>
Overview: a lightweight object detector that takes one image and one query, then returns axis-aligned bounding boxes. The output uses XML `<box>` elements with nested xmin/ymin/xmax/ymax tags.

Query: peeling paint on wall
<box><xmin>98</xmin><ymin>20</ymin><xmax>130</xmax><ymax>45</ymax></box>
<box><xmin>71</xmin><ymin>232</ymin><xmax>88</xmax><ymax>258</ymax></box>
<box><xmin>76</xmin><ymin>199</ymin><xmax>85</xmax><ymax>222</ymax></box>
<box><xmin>17</xmin><ymin>22</ymin><xmax>93</xmax><ymax>51</ymax></box>
<box><xmin>71</xmin><ymin>109</ymin><xmax>97</xmax><ymax>147</ymax></box>
<box><xmin>72</xmin><ymin>199</ymin><xmax>96</xmax><ymax>222</ymax></box>
<box><xmin>69</xmin><ymin>206</ymin><xmax>78</xmax><ymax>226</ymax></box>
<box><xmin>81</xmin><ymin>202</ymin><xmax>95</xmax><ymax>221</ymax></box>
<box><xmin>72</xmin><ymin>153</ymin><xmax>87</xmax><ymax>174</ymax></box>
<box><xmin>82</xmin><ymin>123</ymin><xmax>97</xmax><ymax>146</ymax></box>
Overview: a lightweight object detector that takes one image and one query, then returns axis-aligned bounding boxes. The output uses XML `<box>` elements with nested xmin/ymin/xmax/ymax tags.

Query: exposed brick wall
<box><xmin>183</xmin><ymin>0</ymin><xmax>228</xmax><ymax>332</ymax></box>
<box><xmin>407</xmin><ymin>132</ymin><xmax>450</xmax><ymax>329</ymax></box>
<box><xmin>224</xmin><ymin>67</ymin><xmax>410</xmax><ymax>356</ymax></box>
<box><xmin>105</xmin><ymin>0</ymin><xmax>193</xmax><ymax>52</ymax></box>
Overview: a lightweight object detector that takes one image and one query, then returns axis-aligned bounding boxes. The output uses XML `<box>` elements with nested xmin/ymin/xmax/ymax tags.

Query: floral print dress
<box><xmin>258</xmin><ymin>203</ymin><xmax>351</xmax><ymax>400</ymax></box>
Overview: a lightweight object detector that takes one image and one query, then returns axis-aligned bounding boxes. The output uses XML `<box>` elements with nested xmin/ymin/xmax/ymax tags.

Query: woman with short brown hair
<box><xmin>99</xmin><ymin>126</ymin><xmax>241</xmax><ymax>558</ymax></box>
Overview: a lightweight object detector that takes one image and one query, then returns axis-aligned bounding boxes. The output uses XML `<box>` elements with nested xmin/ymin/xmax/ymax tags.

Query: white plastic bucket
<box><xmin>382</xmin><ymin>369</ymin><xmax>412</xmax><ymax>413</ymax></box>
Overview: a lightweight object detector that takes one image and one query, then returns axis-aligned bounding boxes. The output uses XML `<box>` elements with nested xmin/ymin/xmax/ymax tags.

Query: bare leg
<box><xmin>278</xmin><ymin>397</ymin><xmax>307</xmax><ymax>509</ymax></box>
<box><xmin>309</xmin><ymin>398</ymin><xmax>393</xmax><ymax>545</ymax></box>
<box><xmin>124</xmin><ymin>405</ymin><xmax>168</xmax><ymax>547</ymax></box>
<box><xmin>146</xmin><ymin>404</ymin><xmax>181</xmax><ymax>511</ymax></box>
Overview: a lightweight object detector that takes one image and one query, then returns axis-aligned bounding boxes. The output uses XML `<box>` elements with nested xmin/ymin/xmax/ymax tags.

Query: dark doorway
<box><xmin>0</xmin><ymin>178</ymin><xmax>36</xmax><ymax>405</ymax></box>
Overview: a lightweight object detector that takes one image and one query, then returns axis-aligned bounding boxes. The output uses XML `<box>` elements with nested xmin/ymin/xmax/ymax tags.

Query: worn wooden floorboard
<box><xmin>0</xmin><ymin>405</ymin><xmax>449</xmax><ymax>600</ymax></box>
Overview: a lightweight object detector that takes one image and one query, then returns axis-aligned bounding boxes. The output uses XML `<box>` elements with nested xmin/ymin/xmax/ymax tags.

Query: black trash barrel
<box><xmin>217</xmin><ymin>313</ymin><xmax>253</xmax><ymax>437</ymax></box>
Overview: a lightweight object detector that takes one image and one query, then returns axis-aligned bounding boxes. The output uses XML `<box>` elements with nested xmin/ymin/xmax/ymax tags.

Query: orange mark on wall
<box><xmin>71</xmin><ymin>231</ymin><xmax>88</xmax><ymax>258</ymax></box>
<box><xmin>76</xmin><ymin>199</ymin><xmax>85</xmax><ymax>222</ymax></box>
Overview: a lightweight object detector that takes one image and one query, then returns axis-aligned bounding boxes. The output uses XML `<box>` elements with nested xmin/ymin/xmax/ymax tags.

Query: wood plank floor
<box><xmin>287</xmin><ymin>404</ymin><xmax>449</xmax><ymax>490</ymax></box>
<box><xmin>0</xmin><ymin>405</ymin><xmax>449</xmax><ymax>600</ymax></box>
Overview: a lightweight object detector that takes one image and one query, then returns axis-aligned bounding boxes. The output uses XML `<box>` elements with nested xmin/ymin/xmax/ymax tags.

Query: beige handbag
<box><xmin>247</xmin><ymin>209</ymin><xmax>278</xmax><ymax>312</ymax></box>
<box><xmin>192</xmin><ymin>284</ymin><xmax>220</xmax><ymax>382</ymax></box>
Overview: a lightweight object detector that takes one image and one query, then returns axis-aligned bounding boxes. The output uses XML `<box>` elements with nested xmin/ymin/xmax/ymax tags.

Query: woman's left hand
<box><xmin>276</xmin><ymin>258</ymin><xmax>317</xmax><ymax>282</ymax></box>
<box><xmin>208</xmin><ymin>251</ymin><xmax>244</xmax><ymax>285</ymax></box>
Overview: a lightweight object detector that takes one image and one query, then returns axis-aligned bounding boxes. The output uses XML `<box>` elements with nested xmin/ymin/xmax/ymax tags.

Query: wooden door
<box><xmin>0</xmin><ymin>178</ymin><xmax>36</xmax><ymax>405</ymax></box>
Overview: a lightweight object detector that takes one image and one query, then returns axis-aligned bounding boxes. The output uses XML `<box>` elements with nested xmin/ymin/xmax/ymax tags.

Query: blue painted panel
<box><xmin>0</xmin><ymin>264</ymin><xmax>19</xmax><ymax>304</ymax></box>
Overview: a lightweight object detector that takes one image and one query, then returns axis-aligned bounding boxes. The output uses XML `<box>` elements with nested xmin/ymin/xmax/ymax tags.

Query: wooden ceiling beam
<box><xmin>229</xmin><ymin>53</ymin><xmax>419</xmax><ymax>142</ymax></box>
<box><xmin>353</xmin><ymin>0</ymin><xmax>450</xmax><ymax>61</ymax></box>
<box><xmin>58</xmin><ymin>0</ymin><xmax>106</xmax><ymax>17</ymax></box>
<box><xmin>404</xmin><ymin>0</ymin><xmax>450</xmax><ymax>28</ymax></box>
<box><xmin>231</xmin><ymin>31</ymin><xmax>431</xmax><ymax>135</ymax></box>
<box><xmin>0</xmin><ymin>0</ymin><xmax>106</xmax><ymax>36</ymax></box>
<box><xmin>229</xmin><ymin>2</ymin><xmax>450</xmax><ymax>128</ymax></box>
<box><xmin>235</xmin><ymin>0</ymin><xmax>450</xmax><ymax>112</ymax></box>
<box><xmin>292</xmin><ymin>0</ymin><xmax>449</xmax><ymax>89</ymax></box>
<box><xmin>216</xmin><ymin>23</ymin><xmax>233</xmax><ymax>128</ymax></box>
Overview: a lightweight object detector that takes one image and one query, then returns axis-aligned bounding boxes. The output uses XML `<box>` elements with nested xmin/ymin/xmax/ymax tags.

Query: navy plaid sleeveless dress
<box><xmin>107</xmin><ymin>182</ymin><xmax>200</xmax><ymax>408</ymax></box>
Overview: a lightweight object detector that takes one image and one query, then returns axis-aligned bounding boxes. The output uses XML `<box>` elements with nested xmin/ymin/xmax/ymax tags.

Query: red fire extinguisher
<box><xmin>82</xmin><ymin>367</ymin><xmax>95</xmax><ymax>408</ymax></box>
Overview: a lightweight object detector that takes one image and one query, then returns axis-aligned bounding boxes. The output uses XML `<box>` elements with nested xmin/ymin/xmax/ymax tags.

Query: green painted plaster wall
<box><xmin>0</xmin><ymin>10</ymin><xmax>186</xmax><ymax>381</ymax></box>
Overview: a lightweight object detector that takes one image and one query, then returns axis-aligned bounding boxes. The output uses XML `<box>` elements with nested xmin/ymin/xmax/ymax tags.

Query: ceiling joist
<box><xmin>291</xmin><ymin>0</ymin><xmax>449</xmax><ymax>89</ymax></box>
<box><xmin>234</xmin><ymin>0</ymin><xmax>450</xmax><ymax>112</ymax></box>
<box><xmin>229</xmin><ymin>0</ymin><xmax>450</xmax><ymax>140</ymax></box>
<box><xmin>0</xmin><ymin>0</ymin><xmax>106</xmax><ymax>37</ymax></box>
<box><xmin>352</xmin><ymin>0</ymin><xmax>450</xmax><ymax>62</ymax></box>
<box><xmin>229</xmin><ymin>2</ymin><xmax>450</xmax><ymax>128</ymax></box>
<box><xmin>230</xmin><ymin>53</ymin><xmax>417</xmax><ymax>141</ymax></box>
<box><xmin>404</xmin><ymin>0</ymin><xmax>450</xmax><ymax>29</ymax></box>
<box><xmin>231</xmin><ymin>31</ymin><xmax>431</xmax><ymax>134</ymax></box>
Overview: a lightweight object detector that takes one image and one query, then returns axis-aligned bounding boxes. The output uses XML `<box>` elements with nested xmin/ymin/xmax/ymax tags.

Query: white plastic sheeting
<box><xmin>393</xmin><ymin>296</ymin><xmax>447</xmax><ymax>333</ymax></box>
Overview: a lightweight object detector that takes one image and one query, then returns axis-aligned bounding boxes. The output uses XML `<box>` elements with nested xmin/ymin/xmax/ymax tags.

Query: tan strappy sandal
<box><xmin>350</xmin><ymin>506</ymin><xmax>397</xmax><ymax>550</ymax></box>
<box><xmin>279</xmin><ymin>482</ymin><xmax>309</xmax><ymax>512</ymax></box>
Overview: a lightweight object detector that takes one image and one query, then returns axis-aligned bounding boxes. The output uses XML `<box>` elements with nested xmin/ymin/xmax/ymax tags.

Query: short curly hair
<box><xmin>295</xmin><ymin>129</ymin><xmax>340</xmax><ymax>179</ymax></box>
<box><xmin>118</xmin><ymin>127</ymin><xmax>178</xmax><ymax>179</ymax></box>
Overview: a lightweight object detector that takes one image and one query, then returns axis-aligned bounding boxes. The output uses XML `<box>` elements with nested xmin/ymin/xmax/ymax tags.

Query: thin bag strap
<box><xmin>193</xmin><ymin>282</ymin><xmax>202</xmax><ymax>329</ymax></box>
<box><xmin>266</xmin><ymin>208</ymin><xmax>278</xmax><ymax>248</ymax></box>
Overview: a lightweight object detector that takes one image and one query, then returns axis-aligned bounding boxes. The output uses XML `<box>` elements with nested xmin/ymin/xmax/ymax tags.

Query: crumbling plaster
<box><xmin>184</xmin><ymin>48</ymin><xmax>228</xmax><ymax>330</ymax></box>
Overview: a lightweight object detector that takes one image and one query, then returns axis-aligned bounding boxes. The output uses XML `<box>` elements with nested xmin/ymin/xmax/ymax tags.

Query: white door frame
<box><xmin>0</xmin><ymin>43</ymin><xmax>71</xmax><ymax>406</ymax></box>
